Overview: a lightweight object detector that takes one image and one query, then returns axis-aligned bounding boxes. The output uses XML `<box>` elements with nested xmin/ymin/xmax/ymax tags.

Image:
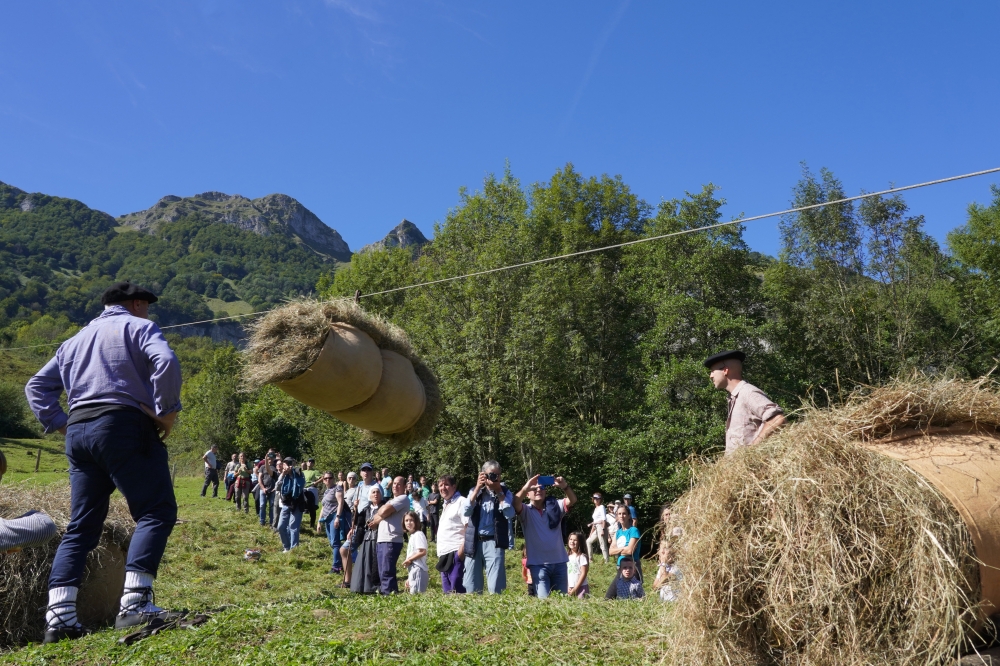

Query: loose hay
<box><xmin>243</xmin><ymin>298</ymin><xmax>442</xmax><ymax>447</ymax></box>
<box><xmin>0</xmin><ymin>481</ymin><xmax>133</xmax><ymax>647</ymax></box>
<box><xmin>671</xmin><ymin>375</ymin><xmax>998</xmax><ymax>666</ymax></box>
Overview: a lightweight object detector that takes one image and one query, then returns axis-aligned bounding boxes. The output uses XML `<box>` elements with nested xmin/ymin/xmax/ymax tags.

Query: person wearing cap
<box><xmin>24</xmin><ymin>281</ymin><xmax>182</xmax><ymax>643</ymax></box>
<box><xmin>586</xmin><ymin>493</ymin><xmax>609</xmax><ymax>564</ymax></box>
<box><xmin>623</xmin><ymin>494</ymin><xmax>638</xmax><ymax>530</ymax></box>
<box><xmin>704</xmin><ymin>350</ymin><xmax>785</xmax><ymax>455</ymax></box>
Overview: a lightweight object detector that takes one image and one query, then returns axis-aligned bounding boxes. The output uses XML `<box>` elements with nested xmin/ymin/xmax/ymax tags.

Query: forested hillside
<box><xmin>0</xmin><ymin>181</ymin><xmax>345</xmax><ymax>348</ymax></box>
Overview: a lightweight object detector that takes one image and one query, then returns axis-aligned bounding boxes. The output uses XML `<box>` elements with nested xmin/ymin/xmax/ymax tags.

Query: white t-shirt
<box><xmin>606</xmin><ymin>510</ymin><xmax>619</xmax><ymax>536</ymax></box>
<box><xmin>406</xmin><ymin>531</ymin><xmax>429</xmax><ymax>572</ymax></box>
<box><xmin>437</xmin><ymin>491</ymin><xmax>471</xmax><ymax>556</ymax></box>
<box><xmin>203</xmin><ymin>450</ymin><xmax>217</xmax><ymax>469</ymax></box>
<box><xmin>592</xmin><ymin>504</ymin><xmax>607</xmax><ymax>526</ymax></box>
<box><xmin>567</xmin><ymin>552</ymin><xmax>589</xmax><ymax>588</ymax></box>
<box><xmin>410</xmin><ymin>497</ymin><xmax>428</xmax><ymax>521</ymax></box>
<box><xmin>377</xmin><ymin>494</ymin><xmax>411</xmax><ymax>543</ymax></box>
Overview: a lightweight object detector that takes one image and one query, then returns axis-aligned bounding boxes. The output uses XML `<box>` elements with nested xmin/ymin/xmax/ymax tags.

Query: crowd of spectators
<box><xmin>201</xmin><ymin>447</ymin><xmax>682</xmax><ymax>600</ymax></box>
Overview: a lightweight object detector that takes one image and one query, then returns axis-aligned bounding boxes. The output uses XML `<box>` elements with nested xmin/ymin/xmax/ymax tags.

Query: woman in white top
<box><xmin>566</xmin><ymin>531</ymin><xmax>590</xmax><ymax>598</ymax></box>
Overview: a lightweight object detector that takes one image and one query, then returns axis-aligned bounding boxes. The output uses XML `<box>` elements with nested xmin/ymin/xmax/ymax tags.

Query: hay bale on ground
<box><xmin>671</xmin><ymin>376</ymin><xmax>1000</xmax><ymax>666</ymax></box>
<box><xmin>244</xmin><ymin>298</ymin><xmax>442</xmax><ymax>448</ymax></box>
<box><xmin>0</xmin><ymin>481</ymin><xmax>133</xmax><ymax>647</ymax></box>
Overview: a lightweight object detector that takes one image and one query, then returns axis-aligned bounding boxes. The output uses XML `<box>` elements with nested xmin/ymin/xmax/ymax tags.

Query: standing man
<box><xmin>435</xmin><ymin>475</ymin><xmax>470</xmax><ymax>593</ymax></box>
<box><xmin>25</xmin><ymin>282</ymin><xmax>182</xmax><ymax>642</ymax></box>
<box><xmin>513</xmin><ymin>474</ymin><xmax>577</xmax><ymax>598</ymax></box>
<box><xmin>705</xmin><ymin>350</ymin><xmax>785</xmax><ymax>455</ymax></box>
<box><xmin>379</xmin><ymin>468</ymin><xmax>392</xmax><ymax>497</ymax></box>
<box><xmin>201</xmin><ymin>444</ymin><xmax>220</xmax><ymax>498</ymax></box>
<box><xmin>367</xmin><ymin>476</ymin><xmax>410</xmax><ymax>594</ymax></box>
<box><xmin>462</xmin><ymin>461</ymin><xmax>514</xmax><ymax>594</ymax></box>
<box><xmin>586</xmin><ymin>493</ymin><xmax>609</xmax><ymax>564</ymax></box>
<box><xmin>275</xmin><ymin>457</ymin><xmax>305</xmax><ymax>552</ymax></box>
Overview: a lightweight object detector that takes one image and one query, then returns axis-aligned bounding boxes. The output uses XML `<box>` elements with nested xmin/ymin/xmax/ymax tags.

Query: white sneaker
<box><xmin>282</xmin><ymin>549</ymin><xmax>290</xmax><ymax>553</ymax></box>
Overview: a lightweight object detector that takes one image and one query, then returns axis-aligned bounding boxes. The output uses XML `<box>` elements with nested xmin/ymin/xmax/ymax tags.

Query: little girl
<box><xmin>566</xmin><ymin>531</ymin><xmax>590</xmax><ymax>598</ymax></box>
<box><xmin>402</xmin><ymin>511</ymin><xmax>428</xmax><ymax>594</ymax></box>
<box><xmin>521</xmin><ymin>544</ymin><xmax>536</xmax><ymax>597</ymax></box>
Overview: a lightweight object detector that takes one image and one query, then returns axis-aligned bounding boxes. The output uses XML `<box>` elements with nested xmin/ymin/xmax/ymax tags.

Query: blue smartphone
<box><xmin>538</xmin><ymin>475</ymin><xmax>555</xmax><ymax>487</ymax></box>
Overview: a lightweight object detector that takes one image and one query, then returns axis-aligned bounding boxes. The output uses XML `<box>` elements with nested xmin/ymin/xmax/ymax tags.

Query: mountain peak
<box><xmin>360</xmin><ymin>219</ymin><xmax>429</xmax><ymax>254</ymax></box>
<box><xmin>117</xmin><ymin>191</ymin><xmax>352</xmax><ymax>261</ymax></box>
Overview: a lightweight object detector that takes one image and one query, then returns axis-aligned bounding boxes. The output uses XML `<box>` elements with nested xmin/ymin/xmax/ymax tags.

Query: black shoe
<box><xmin>43</xmin><ymin>624</ymin><xmax>87</xmax><ymax>644</ymax></box>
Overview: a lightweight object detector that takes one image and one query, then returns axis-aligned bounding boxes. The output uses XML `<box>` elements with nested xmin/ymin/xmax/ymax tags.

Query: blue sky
<box><xmin>1</xmin><ymin>1</ymin><xmax>998</xmax><ymax>256</ymax></box>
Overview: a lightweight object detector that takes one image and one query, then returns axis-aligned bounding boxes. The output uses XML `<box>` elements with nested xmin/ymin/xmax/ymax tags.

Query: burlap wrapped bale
<box><xmin>670</xmin><ymin>376</ymin><xmax>999</xmax><ymax>666</ymax></box>
<box><xmin>276</xmin><ymin>323</ymin><xmax>384</xmax><ymax>413</ymax></box>
<box><xmin>0</xmin><ymin>480</ymin><xmax>133</xmax><ymax>646</ymax></box>
<box><xmin>245</xmin><ymin>298</ymin><xmax>441</xmax><ymax>447</ymax></box>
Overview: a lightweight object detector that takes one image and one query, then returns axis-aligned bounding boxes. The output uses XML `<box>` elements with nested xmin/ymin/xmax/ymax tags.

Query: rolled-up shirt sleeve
<box><xmin>25</xmin><ymin>355</ymin><xmax>68</xmax><ymax>434</ymax></box>
<box><xmin>138</xmin><ymin>323</ymin><xmax>182</xmax><ymax>416</ymax></box>
<box><xmin>500</xmin><ymin>489</ymin><xmax>515</xmax><ymax>519</ymax></box>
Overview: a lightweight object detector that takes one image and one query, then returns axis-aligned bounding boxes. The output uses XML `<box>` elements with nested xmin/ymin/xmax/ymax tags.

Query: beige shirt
<box><xmin>725</xmin><ymin>381</ymin><xmax>783</xmax><ymax>455</ymax></box>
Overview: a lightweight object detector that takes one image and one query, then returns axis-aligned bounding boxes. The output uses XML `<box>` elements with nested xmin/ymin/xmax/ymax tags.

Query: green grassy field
<box><xmin>4</xmin><ymin>475</ymin><xmax>673</xmax><ymax>665</ymax></box>
<box><xmin>0</xmin><ymin>437</ymin><xmax>69</xmax><ymax>485</ymax></box>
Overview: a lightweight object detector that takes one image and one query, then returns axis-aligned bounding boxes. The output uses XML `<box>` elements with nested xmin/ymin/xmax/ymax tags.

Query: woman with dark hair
<box><xmin>350</xmin><ymin>486</ymin><xmax>383</xmax><ymax>595</ymax></box>
<box><xmin>232</xmin><ymin>452</ymin><xmax>252</xmax><ymax>513</ymax></box>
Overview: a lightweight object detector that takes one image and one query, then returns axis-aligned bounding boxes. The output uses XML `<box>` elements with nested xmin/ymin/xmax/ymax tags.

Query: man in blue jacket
<box><xmin>25</xmin><ymin>282</ymin><xmax>183</xmax><ymax>643</ymax></box>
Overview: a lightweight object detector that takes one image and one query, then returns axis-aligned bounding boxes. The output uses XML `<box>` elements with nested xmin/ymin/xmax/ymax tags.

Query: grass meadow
<box><xmin>2</xmin><ymin>469</ymin><xmax>673</xmax><ymax>665</ymax></box>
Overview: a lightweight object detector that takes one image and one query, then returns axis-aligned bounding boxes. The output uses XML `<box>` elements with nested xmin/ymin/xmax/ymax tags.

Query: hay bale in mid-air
<box><xmin>0</xmin><ymin>481</ymin><xmax>133</xmax><ymax>647</ymax></box>
<box><xmin>670</xmin><ymin>376</ymin><xmax>1000</xmax><ymax>666</ymax></box>
<box><xmin>244</xmin><ymin>299</ymin><xmax>441</xmax><ymax>447</ymax></box>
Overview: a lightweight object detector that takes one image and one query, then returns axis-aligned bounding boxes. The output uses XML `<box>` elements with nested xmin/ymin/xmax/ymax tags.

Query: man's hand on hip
<box><xmin>141</xmin><ymin>405</ymin><xmax>177</xmax><ymax>439</ymax></box>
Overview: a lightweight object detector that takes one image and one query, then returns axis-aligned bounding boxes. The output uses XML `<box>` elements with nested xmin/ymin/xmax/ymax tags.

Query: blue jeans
<box><xmin>276</xmin><ymin>506</ymin><xmax>303</xmax><ymax>550</ymax></box>
<box><xmin>50</xmin><ymin>410</ymin><xmax>177</xmax><ymax>588</ymax></box>
<box><xmin>527</xmin><ymin>562</ymin><xmax>568</xmax><ymax>599</ymax></box>
<box><xmin>325</xmin><ymin>514</ymin><xmax>350</xmax><ymax>570</ymax></box>
<box><xmin>463</xmin><ymin>538</ymin><xmax>507</xmax><ymax>594</ymax></box>
<box><xmin>259</xmin><ymin>491</ymin><xmax>274</xmax><ymax>526</ymax></box>
<box><xmin>507</xmin><ymin>518</ymin><xmax>516</xmax><ymax>550</ymax></box>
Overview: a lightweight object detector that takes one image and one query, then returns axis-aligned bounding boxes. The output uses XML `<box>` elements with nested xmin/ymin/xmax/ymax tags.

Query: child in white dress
<box><xmin>402</xmin><ymin>511</ymin><xmax>428</xmax><ymax>594</ymax></box>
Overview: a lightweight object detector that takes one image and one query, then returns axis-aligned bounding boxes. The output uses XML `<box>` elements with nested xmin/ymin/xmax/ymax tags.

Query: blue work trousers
<box><xmin>462</xmin><ymin>538</ymin><xmax>507</xmax><ymax>594</ymax></box>
<box><xmin>277</xmin><ymin>506</ymin><xmax>303</xmax><ymax>550</ymax></box>
<box><xmin>527</xmin><ymin>562</ymin><xmax>569</xmax><ymax>599</ymax></box>
<box><xmin>49</xmin><ymin>410</ymin><xmax>177</xmax><ymax>589</ymax></box>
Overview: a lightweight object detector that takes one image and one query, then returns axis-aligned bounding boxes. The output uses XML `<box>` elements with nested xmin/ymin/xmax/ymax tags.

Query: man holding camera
<box><xmin>462</xmin><ymin>461</ymin><xmax>514</xmax><ymax>594</ymax></box>
<box><xmin>513</xmin><ymin>474</ymin><xmax>577</xmax><ymax>598</ymax></box>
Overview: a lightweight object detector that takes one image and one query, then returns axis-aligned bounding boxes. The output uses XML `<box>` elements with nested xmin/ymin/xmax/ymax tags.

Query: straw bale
<box><xmin>0</xmin><ymin>481</ymin><xmax>133</xmax><ymax>647</ymax></box>
<box><xmin>244</xmin><ymin>298</ymin><xmax>441</xmax><ymax>447</ymax></box>
<box><xmin>670</xmin><ymin>375</ymin><xmax>996</xmax><ymax>666</ymax></box>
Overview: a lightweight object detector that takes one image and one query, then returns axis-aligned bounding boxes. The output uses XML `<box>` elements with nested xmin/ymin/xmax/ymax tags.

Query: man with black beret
<box><xmin>25</xmin><ymin>281</ymin><xmax>183</xmax><ymax>642</ymax></box>
<box><xmin>704</xmin><ymin>350</ymin><xmax>785</xmax><ymax>455</ymax></box>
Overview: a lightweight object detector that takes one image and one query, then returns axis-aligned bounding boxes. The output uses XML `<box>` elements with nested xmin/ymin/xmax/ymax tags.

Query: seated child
<box><xmin>604</xmin><ymin>556</ymin><xmax>644</xmax><ymax>600</ymax></box>
<box><xmin>402</xmin><ymin>511</ymin><xmax>428</xmax><ymax>594</ymax></box>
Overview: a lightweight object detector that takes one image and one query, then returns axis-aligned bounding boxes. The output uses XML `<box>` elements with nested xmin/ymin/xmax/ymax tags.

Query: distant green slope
<box><xmin>0</xmin><ymin>181</ymin><xmax>348</xmax><ymax>345</ymax></box>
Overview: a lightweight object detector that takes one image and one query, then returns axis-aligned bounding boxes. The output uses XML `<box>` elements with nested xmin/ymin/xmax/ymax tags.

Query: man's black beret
<box><xmin>703</xmin><ymin>349</ymin><xmax>746</xmax><ymax>368</ymax></box>
<box><xmin>101</xmin><ymin>281</ymin><xmax>158</xmax><ymax>306</ymax></box>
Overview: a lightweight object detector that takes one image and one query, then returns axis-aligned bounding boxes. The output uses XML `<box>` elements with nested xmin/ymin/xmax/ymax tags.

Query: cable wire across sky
<box><xmin>3</xmin><ymin>165</ymin><xmax>999</xmax><ymax>353</ymax></box>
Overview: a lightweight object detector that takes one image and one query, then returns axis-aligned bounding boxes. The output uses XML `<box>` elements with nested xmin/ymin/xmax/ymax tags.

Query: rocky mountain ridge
<box><xmin>117</xmin><ymin>191</ymin><xmax>353</xmax><ymax>262</ymax></box>
<box><xmin>359</xmin><ymin>219</ymin><xmax>429</xmax><ymax>254</ymax></box>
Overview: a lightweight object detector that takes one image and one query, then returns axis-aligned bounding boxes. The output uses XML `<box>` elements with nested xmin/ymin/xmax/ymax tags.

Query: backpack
<box><xmin>280</xmin><ymin>469</ymin><xmax>305</xmax><ymax>505</ymax></box>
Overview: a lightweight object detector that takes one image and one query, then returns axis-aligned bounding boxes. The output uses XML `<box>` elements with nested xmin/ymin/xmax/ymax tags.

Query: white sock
<box><xmin>46</xmin><ymin>586</ymin><xmax>79</xmax><ymax>629</ymax></box>
<box><xmin>120</xmin><ymin>571</ymin><xmax>157</xmax><ymax>614</ymax></box>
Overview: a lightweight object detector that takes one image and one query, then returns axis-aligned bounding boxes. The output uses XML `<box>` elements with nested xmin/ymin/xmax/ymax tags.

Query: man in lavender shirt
<box><xmin>25</xmin><ymin>281</ymin><xmax>184</xmax><ymax>643</ymax></box>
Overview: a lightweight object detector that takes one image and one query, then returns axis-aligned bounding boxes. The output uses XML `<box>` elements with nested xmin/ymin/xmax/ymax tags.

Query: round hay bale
<box><xmin>245</xmin><ymin>298</ymin><xmax>442</xmax><ymax>447</ymax></box>
<box><xmin>276</xmin><ymin>323</ymin><xmax>383</xmax><ymax>413</ymax></box>
<box><xmin>331</xmin><ymin>349</ymin><xmax>427</xmax><ymax>434</ymax></box>
<box><xmin>671</xmin><ymin>376</ymin><xmax>999</xmax><ymax>666</ymax></box>
<box><xmin>0</xmin><ymin>481</ymin><xmax>133</xmax><ymax>646</ymax></box>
